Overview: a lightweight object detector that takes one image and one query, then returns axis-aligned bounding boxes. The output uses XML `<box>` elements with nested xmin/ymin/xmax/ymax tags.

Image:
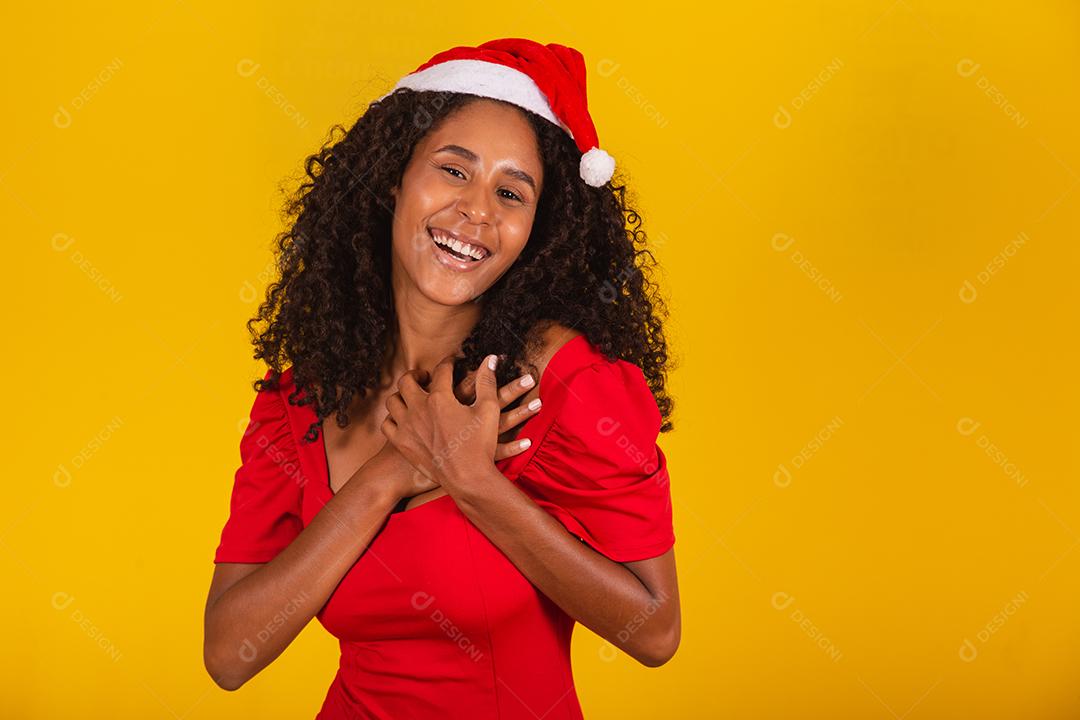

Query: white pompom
<box><xmin>579</xmin><ymin>147</ymin><xmax>615</xmax><ymax>187</ymax></box>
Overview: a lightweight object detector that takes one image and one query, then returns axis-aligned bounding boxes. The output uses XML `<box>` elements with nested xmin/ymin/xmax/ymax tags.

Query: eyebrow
<box><xmin>433</xmin><ymin>144</ymin><xmax>538</xmax><ymax>193</ymax></box>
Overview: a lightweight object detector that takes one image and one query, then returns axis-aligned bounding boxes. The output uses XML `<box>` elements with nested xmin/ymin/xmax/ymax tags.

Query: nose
<box><xmin>456</xmin><ymin>181</ymin><xmax>493</xmax><ymax>225</ymax></box>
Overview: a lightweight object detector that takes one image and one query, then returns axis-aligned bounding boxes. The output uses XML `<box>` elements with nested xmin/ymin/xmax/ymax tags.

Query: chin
<box><xmin>419</xmin><ymin>273</ymin><xmax>489</xmax><ymax>306</ymax></box>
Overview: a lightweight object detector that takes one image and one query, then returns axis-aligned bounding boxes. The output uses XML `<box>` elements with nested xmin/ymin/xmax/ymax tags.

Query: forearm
<box><xmin>205</xmin><ymin>474</ymin><xmax>397</xmax><ymax>689</ymax></box>
<box><xmin>452</xmin><ymin>467</ymin><xmax>675</xmax><ymax>665</ymax></box>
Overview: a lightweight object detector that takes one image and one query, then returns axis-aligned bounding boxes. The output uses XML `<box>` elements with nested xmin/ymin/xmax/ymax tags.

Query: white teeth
<box><xmin>430</xmin><ymin>229</ymin><xmax>489</xmax><ymax>261</ymax></box>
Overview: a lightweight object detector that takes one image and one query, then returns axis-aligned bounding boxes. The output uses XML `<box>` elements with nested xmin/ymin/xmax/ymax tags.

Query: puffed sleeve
<box><xmin>213</xmin><ymin>373</ymin><xmax>305</xmax><ymax>563</ymax></box>
<box><xmin>516</xmin><ymin>359</ymin><xmax>676</xmax><ymax>563</ymax></box>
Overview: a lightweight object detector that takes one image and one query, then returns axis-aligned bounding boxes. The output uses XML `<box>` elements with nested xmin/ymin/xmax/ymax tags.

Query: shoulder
<box><xmin>273</xmin><ymin>365</ymin><xmax>297</xmax><ymax>392</ymax></box>
<box><xmin>525</xmin><ymin>321</ymin><xmax>586</xmax><ymax>385</ymax></box>
<box><xmin>513</xmin><ymin>328</ymin><xmax>673</xmax><ymax>563</ymax></box>
<box><xmin>245</xmin><ymin>366</ymin><xmax>307</xmax><ymax>433</ymax></box>
<box><xmin>245</xmin><ymin>367</ymin><xmax>295</xmax><ymax>428</ymax></box>
<box><xmin>551</xmin><ymin>356</ymin><xmax>661</xmax><ymax>442</ymax></box>
<box><xmin>255</xmin><ymin>365</ymin><xmax>303</xmax><ymax>405</ymax></box>
<box><xmin>526</xmin><ymin>322</ymin><xmax>660</xmax><ymax>435</ymax></box>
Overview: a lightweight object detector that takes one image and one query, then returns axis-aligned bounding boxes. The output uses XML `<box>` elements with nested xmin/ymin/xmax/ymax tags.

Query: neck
<box><xmin>385</xmin><ymin>276</ymin><xmax>483</xmax><ymax>383</ymax></box>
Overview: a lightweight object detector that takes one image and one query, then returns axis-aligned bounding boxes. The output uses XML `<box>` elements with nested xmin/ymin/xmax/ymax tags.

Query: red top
<box><xmin>213</xmin><ymin>334</ymin><xmax>676</xmax><ymax>719</ymax></box>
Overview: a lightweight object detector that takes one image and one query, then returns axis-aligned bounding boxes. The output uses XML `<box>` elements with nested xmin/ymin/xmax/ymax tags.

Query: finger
<box><xmin>497</xmin><ymin>371</ymin><xmax>537</xmax><ymax>408</ymax></box>
<box><xmin>459</xmin><ymin>358</ymin><xmax>531</xmax><ymax>405</ymax></box>
<box><xmin>397</xmin><ymin>370</ymin><xmax>427</xmax><ymax>405</ymax></box>
<box><xmin>498</xmin><ymin>396</ymin><xmax>542</xmax><ymax>433</ymax></box>
<box><xmin>431</xmin><ymin>355</ymin><xmax>456</xmax><ymax>396</ymax></box>
<box><xmin>473</xmin><ymin>354</ymin><xmax>499</xmax><ymax>407</ymax></box>
<box><xmin>385</xmin><ymin>392</ymin><xmax>407</xmax><ymax>422</ymax></box>
<box><xmin>398</xmin><ymin>367</ymin><xmax>429</xmax><ymax>390</ymax></box>
<box><xmin>455</xmin><ymin>369</ymin><xmax>477</xmax><ymax>404</ymax></box>
<box><xmin>379</xmin><ymin>414</ymin><xmax>397</xmax><ymax>439</ymax></box>
<box><xmin>403</xmin><ymin>367</ymin><xmax>432</xmax><ymax>388</ymax></box>
<box><xmin>493</xmin><ymin>436</ymin><xmax>533</xmax><ymax>462</ymax></box>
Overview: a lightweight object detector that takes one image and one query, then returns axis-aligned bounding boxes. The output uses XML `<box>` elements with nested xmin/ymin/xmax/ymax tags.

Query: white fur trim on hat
<box><xmin>580</xmin><ymin>147</ymin><xmax>615</xmax><ymax>187</ymax></box>
<box><xmin>385</xmin><ymin>59</ymin><xmax>573</xmax><ymax>137</ymax></box>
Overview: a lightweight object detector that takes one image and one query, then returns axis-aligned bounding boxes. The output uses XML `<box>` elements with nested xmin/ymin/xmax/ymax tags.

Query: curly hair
<box><xmin>247</xmin><ymin>87</ymin><xmax>675</xmax><ymax>443</ymax></box>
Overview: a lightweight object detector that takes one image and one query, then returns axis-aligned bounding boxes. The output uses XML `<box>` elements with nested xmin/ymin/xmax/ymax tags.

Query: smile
<box><xmin>427</xmin><ymin>227</ymin><xmax>492</xmax><ymax>271</ymax></box>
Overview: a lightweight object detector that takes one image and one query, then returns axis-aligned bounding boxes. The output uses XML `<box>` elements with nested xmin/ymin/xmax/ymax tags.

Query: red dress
<box><xmin>213</xmin><ymin>335</ymin><xmax>676</xmax><ymax>719</ymax></box>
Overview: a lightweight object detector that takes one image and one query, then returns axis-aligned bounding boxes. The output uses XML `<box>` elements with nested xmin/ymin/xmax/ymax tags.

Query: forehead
<box><xmin>422</xmin><ymin>100</ymin><xmax>542</xmax><ymax>171</ymax></box>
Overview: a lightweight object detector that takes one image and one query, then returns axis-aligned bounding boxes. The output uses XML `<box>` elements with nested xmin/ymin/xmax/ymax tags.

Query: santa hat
<box><xmin>377</xmin><ymin>38</ymin><xmax>615</xmax><ymax>187</ymax></box>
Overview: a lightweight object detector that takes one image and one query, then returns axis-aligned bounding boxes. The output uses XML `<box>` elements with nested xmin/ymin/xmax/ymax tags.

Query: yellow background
<box><xmin>4</xmin><ymin>1</ymin><xmax>1078</xmax><ymax>717</ymax></box>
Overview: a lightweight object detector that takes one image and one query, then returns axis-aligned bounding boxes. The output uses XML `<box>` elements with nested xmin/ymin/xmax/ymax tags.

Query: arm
<box><xmin>452</xmin><ymin>467</ymin><xmax>680</xmax><ymax>667</ymax></box>
<box><xmin>384</xmin><ymin>353</ymin><xmax>680</xmax><ymax>666</ymax></box>
<box><xmin>203</xmin><ymin>461</ymin><xmax>398</xmax><ymax>691</ymax></box>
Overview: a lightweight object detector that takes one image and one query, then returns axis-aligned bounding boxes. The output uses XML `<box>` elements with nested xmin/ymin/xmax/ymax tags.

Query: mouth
<box><xmin>427</xmin><ymin>226</ymin><xmax>493</xmax><ymax>270</ymax></box>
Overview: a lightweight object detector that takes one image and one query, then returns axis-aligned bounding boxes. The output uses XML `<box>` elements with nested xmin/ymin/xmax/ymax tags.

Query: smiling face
<box><xmin>389</xmin><ymin>98</ymin><xmax>544</xmax><ymax>305</ymax></box>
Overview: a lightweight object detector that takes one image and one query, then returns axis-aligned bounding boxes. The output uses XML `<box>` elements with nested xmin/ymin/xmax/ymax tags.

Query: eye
<box><xmin>441</xmin><ymin>165</ymin><xmax>523</xmax><ymax>202</ymax></box>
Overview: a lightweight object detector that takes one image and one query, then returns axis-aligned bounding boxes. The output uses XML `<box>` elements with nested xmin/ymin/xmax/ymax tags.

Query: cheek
<box><xmin>398</xmin><ymin>179</ymin><xmax>439</xmax><ymax>219</ymax></box>
<box><xmin>502</xmin><ymin>213</ymin><xmax>535</xmax><ymax>254</ymax></box>
<box><xmin>393</xmin><ymin>180</ymin><xmax>445</xmax><ymax>253</ymax></box>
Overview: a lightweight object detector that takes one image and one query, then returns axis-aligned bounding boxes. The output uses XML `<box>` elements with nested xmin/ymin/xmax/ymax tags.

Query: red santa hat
<box><xmin>377</xmin><ymin>38</ymin><xmax>615</xmax><ymax>187</ymax></box>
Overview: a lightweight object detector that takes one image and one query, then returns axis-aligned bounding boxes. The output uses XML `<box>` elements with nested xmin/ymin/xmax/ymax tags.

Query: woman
<box><xmin>204</xmin><ymin>38</ymin><xmax>680</xmax><ymax>718</ymax></box>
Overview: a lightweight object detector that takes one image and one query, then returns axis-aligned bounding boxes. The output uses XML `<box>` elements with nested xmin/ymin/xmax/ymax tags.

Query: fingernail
<box><xmin>528</xmin><ymin>398</ymin><xmax>541</xmax><ymax>411</ymax></box>
<box><xmin>487</xmin><ymin>354</ymin><xmax>497</xmax><ymax>370</ymax></box>
<box><xmin>519</xmin><ymin>438</ymin><xmax>531</xmax><ymax>448</ymax></box>
<box><xmin>519</xmin><ymin>374</ymin><xmax>535</xmax><ymax>388</ymax></box>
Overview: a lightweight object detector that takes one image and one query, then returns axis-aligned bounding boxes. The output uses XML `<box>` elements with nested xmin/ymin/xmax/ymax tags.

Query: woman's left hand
<box><xmin>380</xmin><ymin>353</ymin><xmax>518</xmax><ymax>494</ymax></box>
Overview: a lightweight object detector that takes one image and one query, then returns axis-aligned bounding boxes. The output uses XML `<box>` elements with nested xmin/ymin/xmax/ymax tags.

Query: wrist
<box><xmin>344</xmin><ymin>460</ymin><xmax>401</xmax><ymax>509</ymax></box>
<box><xmin>339</xmin><ymin>471</ymin><xmax>399</xmax><ymax>521</ymax></box>
<box><xmin>447</xmin><ymin>462</ymin><xmax>505</xmax><ymax>509</ymax></box>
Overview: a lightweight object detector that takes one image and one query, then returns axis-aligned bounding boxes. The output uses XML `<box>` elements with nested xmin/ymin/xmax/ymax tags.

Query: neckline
<box><xmin>314</xmin><ymin>333</ymin><xmax>593</xmax><ymax>517</ymax></box>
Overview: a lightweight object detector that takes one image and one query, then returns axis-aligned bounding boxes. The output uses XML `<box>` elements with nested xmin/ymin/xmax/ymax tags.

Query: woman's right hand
<box><xmin>366</xmin><ymin>365</ymin><xmax>544</xmax><ymax>502</ymax></box>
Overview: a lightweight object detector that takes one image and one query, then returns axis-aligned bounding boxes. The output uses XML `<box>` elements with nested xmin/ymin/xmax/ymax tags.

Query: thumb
<box><xmin>474</xmin><ymin>354</ymin><xmax>498</xmax><ymax>405</ymax></box>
